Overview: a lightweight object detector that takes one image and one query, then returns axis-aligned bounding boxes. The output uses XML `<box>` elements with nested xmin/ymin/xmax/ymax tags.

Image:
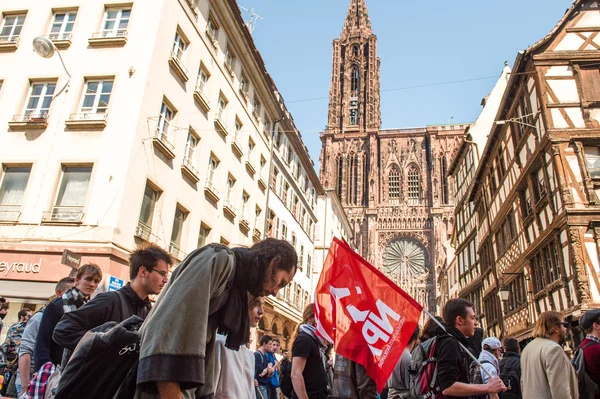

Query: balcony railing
<box><xmin>231</xmin><ymin>137</ymin><xmax>244</xmax><ymax>158</ymax></box>
<box><xmin>214</xmin><ymin>111</ymin><xmax>229</xmax><ymax>137</ymax></box>
<box><xmin>169</xmin><ymin>242</ymin><xmax>186</xmax><ymax>260</ymax></box>
<box><xmin>193</xmin><ymin>84</ymin><xmax>210</xmax><ymax>112</ymax></box>
<box><xmin>9</xmin><ymin>113</ymin><xmax>49</xmax><ymax>129</ymax></box>
<box><xmin>239</xmin><ymin>218</ymin><xmax>250</xmax><ymax>233</ymax></box>
<box><xmin>65</xmin><ymin>112</ymin><xmax>108</xmax><ymax>129</ymax></box>
<box><xmin>168</xmin><ymin>51</ymin><xmax>189</xmax><ymax>82</ymax></box>
<box><xmin>48</xmin><ymin>32</ymin><xmax>73</xmax><ymax>41</ymax></box>
<box><xmin>0</xmin><ymin>35</ymin><xmax>19</xmax><ymax>50</ymax></box>
<box><xmin>0</xmin><ymin>205</ymin><xmax>21</xmax><ymax>223</ymax></box>
<box><xmin>245</xmin><ymin>157</ymin><xmax>256</xmax><ymax>176</ymax></box>
<box><xmin>205</xmin><ymin>29</ymin><xmax>217</xmax><ymax>48</ymax></box>
<box><xmin>134</xmin><ymin>221</ymin><xmax>152</xmax><ymax>240</ymax></box>
<box><xmin>0</xmin><ymin>35</ymin><xmax>19</xmax><ymax>43</ymax></box>
<box><xmin>88</xmin><ymin>30</ymin><xmax>128</xmax><ymax>46</ymax></box>
<box><xmin>152</xmin><ymin>128</ymin><xmax>176</xmax><ymax>159</ymax></box>
<box><xmin>42</xmin><ymin>206</ymin><xmax>84</xmax><ymax>223</ymax></box>
<box><xmin>204</xmin><ymin>179</ymin><xmax>220</xmax><ymax>203</ymax></box>
<box><xmin>253</xmin><ymin>228</ymin><xmax>262</xmax><ymax>242</ymax></box>
<box><xmin>223</xmin><ymin>200</ymin><xmax>237</xmax><ymax>220</ymax></box>
<box><xmin>181</xmin><ymin>156</ymin><xmax>200</xmax><ymax>182</ymax></box>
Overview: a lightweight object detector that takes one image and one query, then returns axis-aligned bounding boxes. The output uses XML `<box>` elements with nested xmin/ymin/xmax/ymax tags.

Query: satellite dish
<box><xmin>32</xmin><ymin>36</ymin><xmax>55</xmax><ymax>58</ymax></box>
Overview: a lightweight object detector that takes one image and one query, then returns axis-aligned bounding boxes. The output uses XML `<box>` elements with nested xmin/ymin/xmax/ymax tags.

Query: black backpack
<box><xmin>468</xmin><ymin>359</ymin><xmax>492</xmax><ymax>399</ymax></box>
<box><xmin>499</xmin><ymin>355</ymin><xmax>521</xmax><ymax>399</ymax></box>
<box><xmin>280</xmin><ymin>358</ymin><xmax>293</xmax><ymax>398</ymax></box>
<box><xmin>54</xmin><ymin>291</ymin><xmax>143</xmax><ymax>399</ymax></box>
<box><xmin>572</xmin><ymin>341</ymin><xmax>600</xmax><ymax>399</ymax></box>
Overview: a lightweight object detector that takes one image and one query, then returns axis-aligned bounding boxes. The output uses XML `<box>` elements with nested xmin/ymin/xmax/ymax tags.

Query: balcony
<box><xmin>88</xmin><ymin>31</ymin><xmax>127</xmax><ymax>47</ymax></box>
<box><xmin>169</xmin><ymin>242</ymin><xmax>186</xmax><ymax>261</ymax></box>
<box><xmin>239</xmin><ymin>86</ymin><xmax>249</xmax><ymax>102</ymax></box>
<box><xmin>0</xmin><ymin>205</ymin><xmax>20</xmax><ymax>223</ymax></box>
<box><xmin>134</xmin><ymin>221</ymin><xmax>160</xmax><ymax>243</ymax></box>
<box><xmin>252</xmin><ymin>109</ymin><xmax>261</xmax><ymax>124</ymax></box>
<box><xmin>48</xmin><ymin>32</ymin><xmax>72</xmax><ymax>49</ymax></box>
<box><xmin>253</xmin><ymin>228</ymin><xmax>262</xmax><ymax>243</ymax></box>
<box><xmin>224</xmin><ymin>59</ymin><xmax>234</xmax><ymax>76</ymax></box>
<box><xmin>204</xmin><ymin>179</ymin><xmax>220</xmax><ymax>203</ymax></box>
<box><xmin>214</xmin><ymin>112</ymin><xmax>230</xmax><ymax>137</ymax></box>
<box><xmin>42</xmin><ymin>206</ymin><xmax>84</xmax><ymax>224</ymax></box>
<box><xmin>65</xmin><ymin>112</ymin><xmax>108</xmax><ymax>130</ymax></box>
<box><xmin>152</xmin><ymin>129</ymin><xmax>176</xmax><ymax>159</ymax></box>
<box><xmin>205</xmin><ymin>29</ymin><xmax>218</xmax><ymax>49</ymax></box>
<box><xmin>239</xmin><ymin>218</ymin><xmax>250</xmax><ymax>234</ymax></box>
<box><xmin>168</xmin><ymin>51</ymin><xmax>189</xmax><ymax>82</ymax></box>
<box><xmin>223</xmin><ymin>200</ymin><xmax>237</xmax><ymax>220</ymax></box>
<box><xmin>181</xmin><ymin>157</ymin><xmax>200</xmax><ymax>183</ymax></box>
<box><xmin>231</xmin><ymin>138</ymin><xmax>244</xmax><ymax>158</ymax></box>
<box><xmin>0</xmin><ymin>35</ymin><xmax>19</xmax><ymax>51</ymax></box>
<box><xmin>245</xmin><ymin>158</ymin><xmax>256</xmax><ymax>176</ymax></box>
<box><xmin>258</xmin><ymin>176</ymin><xmax>267</xmax><ymax>191</ymax></box>
<box><xmin>185</xmin><ymin>0</ymin><xmax>199</xmax><ymax>19</ymax></box>
<box><xmin>8</xmin><ymin>113</ymin><xmax>49</xmax><ymax>130</ymax></box>
<box><xmin>193</xmin><ymin>85</ymin><xmax>210</xmax><ymax>112</ymax></box>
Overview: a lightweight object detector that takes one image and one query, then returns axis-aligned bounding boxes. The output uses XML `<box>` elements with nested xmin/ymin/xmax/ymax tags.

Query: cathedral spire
<box><xmin>342</xmin><ymin>0</ymin><xmax>372</xmax><ymax>35</ymax></box>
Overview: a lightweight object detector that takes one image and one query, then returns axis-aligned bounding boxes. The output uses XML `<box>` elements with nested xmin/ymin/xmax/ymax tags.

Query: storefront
<box><xmin>0</xmin><ymin>242</ymin><xmax>131</xmax><ymax>332</ymax></box>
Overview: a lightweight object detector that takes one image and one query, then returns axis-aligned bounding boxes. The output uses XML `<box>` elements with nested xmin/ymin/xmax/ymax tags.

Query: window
<box><xmin>352</xmin><ymin>44</ymin><xmax>359</xmax><ymax>57</ymax></box>
<box><xmin>263</xmin><ymin>118</ymin><xmax>271</xmax><ymax>138</ymax></box>
<box><xmin>226</xmin><ymin>175</ymin><xmax>235</xmax><ymax>202</ymax></box>
<box><xmin>79</xmin><ymin>80</ymin><xmax>113</xmax><ymax>115</ymax></box>
<box><xmin>239</xmin><ymin>73</ymin><xmax>249</xmax><ymax>96</ymax></box>
<box><xmin>252</xmin><ymin>96</ymin><xmax>261</xmax><ymax>121</ymax></box>
<box><xmin>0</xmin><ymin>166</ymin><xmax>31</xmax><ymax>221</ymax></box>
<box><xmin>196</xmin><ymin>65</ymin><xmax>210</xmax><ymax>94</ymax></box>
<box><xmin>172</xmin><ymin>30</ymin><xmax>187</xmax><ymax>60</ymax></box>
<box><xmin>281</xmin><ymin>222</ymin><xmax>288</xmax><ymax>240</ymax></box>
<box><xmin>441</xmin><ymin>157</ymin><xmax>449</xmax><ymax>205</ymax></box>
<box><xmin>0</xmin><ymin>14</ymin><xmax>25</xmax><ymax>42</ymax></box>
<box><xmin>483</xmin><ymin>296</ymin><xmax>500</xmax><ymax>327</ymax></box>
<box><xmin>248</xmin><ymin>138</ymin><xmax>255</xmax><ymax>158</ymax></box>
<box><xmin>217</xmin><ymin>95</ymin><xmax>227</xmax><ymax>121</ymax></box>
<box><xmin>100</xmin><ymin>8</ymin><xmax>130</xmax><ymax>37</ymax></box>
<box><xmin>291</xmin><ymin>233</ymin><xmax>297</xmax><ymax>248</ymax></box>
<box><xmin>207</xmin><ymin>156</ymin><xmax>219</xmax><ymax>184</ymax></box>
<box><xmin>184</xmin><ymin>131</ymin><xmax>199</xmax><ymax>164</ymax></box>
<box><xmin>271</xmin><ymin>167</ymin><xmax>279</xmax><ymax>190</ymax></box>
<box><xmin>49</xmin><ymin>11</ymin><xmax>77</xmax><ymax>40</ymax></box>
<box><xmin>224</xmin><ymin>46</ymin><xmax>235</xmax><ymax>74</ymax></box>
<box><xmin>234</xmin><ymin>118</ymin><xmax>242</xmax><ymax>141</ymax></box>
<box><xmin>198</xmin><ymin>224</ymin><xmax>211</xmax><ymax>247</ymax></box>
<box><xmin>579</xmin><ymin>65</ymin><xmax>600</xmax><ymax>103</ymax></box>
<box><xmin>408</xmin><ymin>167</ymin><xmax>420</xmax><ymax>202</ymax></box>
<box><xmin>307</xmin><ymin>254</ymin><xmax>312</xmax><ymax>276</ymax></box>
<box><xmin>533</xmin><ymin>168</ymin><xmax>547</xmax><ymax>202</ymax></box>
<box><xmin>25</xmin><ymin>82</ymin><xmax>56</xmax><ymax>117</ymax></box>
<box><xmin>349</xmin><ymin>100</ymin><xmax>359</xmax><ymax>125</ymax></box>
<box><xmin>299</xmin><ymin>245</ymin><xmax>305</xmax><ymax>272</ymax></box>
<box><xmin>138</xmin><ymin>183</ymin><xmax>160</xmax><ymax>229</ymax></box>
<box><xmin>241</xmin><ymin>192</ymin><xmax>249</xmax><ymax>220</ymax></box>
<box><xmin>505</xmin><ymin>274</ymin><xmax>527</xmax><ymax>312</ymax></box>
<box><xmin>52</xmin><ymin>166</ymin><xmax>92</xmax><ymax>221</ymax></box>
<box><xmin>170</xmin><ymin>206</ymin><xmax>187</xmax><ymax>254</ymax></box>
<box><xmin>206</xmin><ymin>13</ymin><xmax>219</xmax><ymax>44</ymax></box>
<box><xmin>157</xmin><ymin>101</ymin><xmax>174</xmax><ymax>139</ymax></box>
<box><xmin>254</xmin><ymin>206</ymin><xmax>261</xmax><ymax>229</ymax></box>
<box><xmin>351</xmin><ymin>66</ymin><xmax>359</xmax><ymax>97</ymax></box>
<box><xmin>585</xmin><ymin>146</ymin><xmax>600</xmax><ymax>178</ymax></box>
<box><xmin>389</xmin><ymin>168</ymin><xmax>400</xmax><ymax>200</ymax></box>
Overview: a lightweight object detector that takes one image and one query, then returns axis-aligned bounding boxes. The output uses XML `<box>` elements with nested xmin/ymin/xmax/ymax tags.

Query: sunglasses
<box><xmin>557</xmin><ymin>322</ymin><xmax>570</xmax><ymax>328</ymax></box>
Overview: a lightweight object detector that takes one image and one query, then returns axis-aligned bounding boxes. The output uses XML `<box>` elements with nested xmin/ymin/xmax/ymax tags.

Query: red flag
<box><xmin>314</xmin><ymin>238</ymin><xmax>423</xmax><ymax>393</ymax></box>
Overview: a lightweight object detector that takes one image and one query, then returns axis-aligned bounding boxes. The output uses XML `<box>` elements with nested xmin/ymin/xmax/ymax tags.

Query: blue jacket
<box><xmin>266</xmin><ymin>351</ymin><xmax>279</xmax><ymax>388</ymax></box>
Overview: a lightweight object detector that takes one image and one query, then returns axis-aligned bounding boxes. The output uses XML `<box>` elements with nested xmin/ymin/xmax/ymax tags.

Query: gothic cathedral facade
<box><xmin>319</xmin><ymin>0</ymin><xmax>466</xmax><ymax>312</ymax></box>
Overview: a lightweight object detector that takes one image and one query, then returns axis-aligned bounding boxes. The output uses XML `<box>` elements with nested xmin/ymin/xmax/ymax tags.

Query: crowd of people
<box><xmin>0</xmin><ymin>239</ymin><xmax>598</xmax><ymax>399</ymax></box>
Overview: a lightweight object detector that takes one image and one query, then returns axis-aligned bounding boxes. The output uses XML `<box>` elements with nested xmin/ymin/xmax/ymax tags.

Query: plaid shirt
<box><xmin>586</xmin><ymin>334</ymin><xmax>600</xmax><ymax>344</ymax></box>
<box><xmin>24</xmin><ymin>362</ymin><xmax>56</xmax><ymax>399</ymax></box>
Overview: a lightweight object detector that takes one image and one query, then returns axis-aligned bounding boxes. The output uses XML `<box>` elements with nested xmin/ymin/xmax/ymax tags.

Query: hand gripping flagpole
<box><xmin>422</xmin><ymin>308</ymin><xmax>494</xmax><ymax>379</ymax></box>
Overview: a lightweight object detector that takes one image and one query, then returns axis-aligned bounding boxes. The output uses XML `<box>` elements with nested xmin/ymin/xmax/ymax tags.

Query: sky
<box><xmin>244</xmin><ymin>0</ymin><xmax>571</xmax><ymax>170</ymax></box>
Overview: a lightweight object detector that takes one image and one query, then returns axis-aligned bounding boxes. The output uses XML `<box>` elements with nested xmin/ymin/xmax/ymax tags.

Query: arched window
<box><xmin>408</xmin><ymin>167</ymin><xmax>420</xmax><ymax>203</ymax></box>
<box><xmin>336</xmin><ymin>156</ymin><xmax>344</xmax><ymax>200</ymax></box>
<box><xmin>389</xmin><ymin>168</ymin><xmax>400</xmax><ymax>201</ymax></box>
<box><xmin>441</xmin><ymin>156</ymin><xmax>449</xmax><ymax>204</ymax></box>
<box><xmin>351</xmin><ymin>67</ymin><xmax>359</xmax><ymax>97</ymax></box>
<box><xmin>348</xmin><ymin>154</ymin><xmax>359</xmax><ymax>205</ymax></box>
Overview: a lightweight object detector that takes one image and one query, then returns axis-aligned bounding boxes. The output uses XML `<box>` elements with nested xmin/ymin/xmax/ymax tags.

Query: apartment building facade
<box><xmin>0</xmin><ymin>0</ymin><xmax>314</xmax><ymax>334</ymax></box>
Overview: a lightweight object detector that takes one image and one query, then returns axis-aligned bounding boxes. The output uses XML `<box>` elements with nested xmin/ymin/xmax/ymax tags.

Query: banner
<box><xmin>314</xmin><ymin>238</ymin><xmax>423</xmax><ymax>392</ymax></box>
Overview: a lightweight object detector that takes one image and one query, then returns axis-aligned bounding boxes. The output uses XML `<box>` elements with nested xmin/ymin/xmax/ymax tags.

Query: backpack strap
<box><xmin>581</xmin><ymin>341</ymin><xmax>600</xmax><ymax>351</ymax></box>
<box><xmin>115</xmin><ymin>290</ymin><xmax>129</xmax><ymax>320</ymax></box>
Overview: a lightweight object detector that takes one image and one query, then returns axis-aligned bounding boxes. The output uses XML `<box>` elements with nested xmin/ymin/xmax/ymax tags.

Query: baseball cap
<box><xmin>579</xmin><ymin>309</ymin><xmax>600</xmax><ymax>331</ymax></box>
<box><xmin>482</xmin><ymin>337</ymin><xmax>502</xmax><ymax>350</ymax></box>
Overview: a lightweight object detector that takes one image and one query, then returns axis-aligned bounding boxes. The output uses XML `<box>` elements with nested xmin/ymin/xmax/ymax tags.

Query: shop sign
<box><xmin>0</xmin><ymin>259</ymin><xmax>42</xmax><ymax>276</ymax></box>
<box><xmin>108</xmin><ymin>275</ymin><xmax>125</xmax><ymax>292</ymax></box>
<box><xmin>61</xmin><ymin>250</ymin><xmax>81</xmax><ymax>269</ymax></box>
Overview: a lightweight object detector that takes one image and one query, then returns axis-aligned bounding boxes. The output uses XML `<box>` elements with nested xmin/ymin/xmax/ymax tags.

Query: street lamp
<box><xmin>498</xmin><ymin>284</ymin><xmax>510</xmax><ymax>302</ymax></box>
<box><xmin>32</xmin><ymin>36</ymin><xmax>72</xmax><ymax>99</ymax></box>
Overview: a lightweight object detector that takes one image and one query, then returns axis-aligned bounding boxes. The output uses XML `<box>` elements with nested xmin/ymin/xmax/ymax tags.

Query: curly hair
<box><xmin>245</xmin><ymin>238</ymin><xmax>297</xmax><ymax>296</ymax></box>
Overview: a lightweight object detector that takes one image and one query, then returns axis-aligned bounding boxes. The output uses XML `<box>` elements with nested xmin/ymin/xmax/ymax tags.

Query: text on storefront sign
<box><xmin>0</xmin><ymin>259</ymin><xmax>42</xmax><ymax>276</ymax></box>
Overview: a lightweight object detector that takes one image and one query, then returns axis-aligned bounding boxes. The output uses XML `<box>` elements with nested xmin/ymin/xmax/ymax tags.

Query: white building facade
<box><xmin>0</xmin><ymin>0</ymin><xmax>315</xmax><ymax>333</ymax></box>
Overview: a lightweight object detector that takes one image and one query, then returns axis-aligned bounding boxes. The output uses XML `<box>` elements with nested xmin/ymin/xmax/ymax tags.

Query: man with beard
<box><xmin>521</xmin><ymin>311</ymin><xmax>578</xmax><ymax>399</ymax></box>
<box><xmin>134</xmin><ymin>239</ymin><xmax>297</xmax><ymax>399</ymax></box>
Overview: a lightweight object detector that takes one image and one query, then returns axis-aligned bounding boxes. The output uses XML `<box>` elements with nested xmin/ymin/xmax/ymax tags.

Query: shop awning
<box><xmin>0</xmin><ymin>280</ymin><xmax>55</xmax><ymax>303</ymax></box>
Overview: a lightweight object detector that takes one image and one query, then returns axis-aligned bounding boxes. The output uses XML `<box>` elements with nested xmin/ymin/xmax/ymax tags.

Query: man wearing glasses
<box><xmin>521</xmin><ymin>310</ymin><xmax>579</xmax><ymax>399</ymax></box>
<box><xmin>53</xmin><ymin>243</ymin><xmax>173</xmax><ymax>351</ymax></box>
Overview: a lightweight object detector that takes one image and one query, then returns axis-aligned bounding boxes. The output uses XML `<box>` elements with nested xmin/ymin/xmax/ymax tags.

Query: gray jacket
<box><xmin>330</xmin><ymin>354</ymin><xmax>377</xmax><ymax>399</ymax></box>
<box><xmin>18</xmin><ymin>310</ymin><xmax>43</xmax><ymax>371</ymax></box>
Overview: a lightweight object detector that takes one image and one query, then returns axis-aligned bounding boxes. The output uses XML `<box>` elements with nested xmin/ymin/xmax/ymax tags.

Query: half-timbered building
<box><xmin>468</xmin><ymin>0</ymin><xmax>600</xmax><ymax>344</ymax></box>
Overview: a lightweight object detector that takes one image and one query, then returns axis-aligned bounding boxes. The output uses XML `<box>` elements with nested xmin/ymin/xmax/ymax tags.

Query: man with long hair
<box><xmin>135</xmin><ymin>239</ymin><xmax>297</xmax><ymax>399</ymax></box>
<box><xmin>291</xmin><ymin>303</ymin><xmax>328</xmax><ymax>399</ymax></box>
<box><xmin>521</xmin><ymin>310</ymin><xmax>578</xmax><ymax>398</ymax></box>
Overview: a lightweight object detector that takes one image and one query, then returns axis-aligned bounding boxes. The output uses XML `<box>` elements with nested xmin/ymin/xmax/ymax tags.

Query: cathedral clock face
<box><xmin>382</xmin><ymin>239</ymin><xmax>428</xmax><ymax>281</ymax></box>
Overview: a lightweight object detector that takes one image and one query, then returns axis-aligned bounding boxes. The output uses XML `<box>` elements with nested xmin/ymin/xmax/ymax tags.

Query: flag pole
<box><xmin>422</xmin><ymin>308</ymin><xmax>494</xmax><ymax>379</ymax></box>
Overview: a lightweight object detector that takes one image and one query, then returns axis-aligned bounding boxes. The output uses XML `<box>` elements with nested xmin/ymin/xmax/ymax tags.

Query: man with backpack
<box><xmin>574</xmin><ymin>309</ymin><xmax>600</xmax><ymax>398</ymax></box>
<box><xmin>470</xmin><ymin>337</ymin><xmax>502</xmax><ymax>399</ymax></box>
<box><xmin>267</xmin><ymin>338</ymin><xmax>281</xmax><ymax>399</ymax></box>
<box><xmin>53</xmin><ymin>243</ymin><xmax>172</xmax><ymax>352</ymax></box>
<box><xmin>279</xmin><ymin>350</ymin><xmax>292</xmax><ymax>399</ymax></box>
<box><xmin>255</xmin><ymin>335</ymin><xmax>275</xmax><ymax>399</ymax></box>
<box><xmin>434</xmin><ymin>299</ymin><xmax>506</xmax><ymax>398</ymax></box>
<box><xmin>499</xmin><ymin>337</ymin><xmax>521</xmax><ymax>399</ymax></box>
